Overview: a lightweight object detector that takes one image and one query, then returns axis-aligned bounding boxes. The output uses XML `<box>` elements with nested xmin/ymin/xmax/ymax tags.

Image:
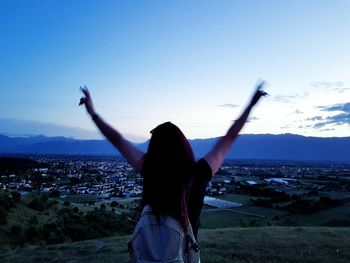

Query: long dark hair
<box><xmin>140</xmin><ymin>122</ymin><xmax>195</xmax><ymax>229</ymax></box>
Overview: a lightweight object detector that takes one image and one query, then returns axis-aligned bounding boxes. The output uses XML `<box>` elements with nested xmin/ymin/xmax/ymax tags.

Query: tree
<box><xmin>29</xmin><ymin>197</ymin><xmax>46</xmax><ymax>211</ymax></box>
<box><xmin>11</xmin><ymin>191</ymin><xmax>21</xmax><ymax>202</ymax></box>
<box><xmin>0</xmin><ymin>207</ymin><xmax>7</xmax><ymax>224</ymax></box>
<box><xmin>49</xmin><ymin>189</ymin><xmax>60</xmax><ymax>198</ymax></box>
<box><xmin>110</xmin><ymin>201</ymin><xmax>119</xmax><ymax>207</ymax></box>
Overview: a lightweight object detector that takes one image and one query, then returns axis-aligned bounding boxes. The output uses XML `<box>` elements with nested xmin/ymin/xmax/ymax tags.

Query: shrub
<box><xmin>0</xmin><ymin>192</ymin><xmax>16</xmax><ymax>210</ymax></box>
<box><xmin>307</xmin><ymin>190</ymin><xmax>319</xmax><ymax>196</ymax></box>
<box><xmin>61</xmin><ymin>210</ymin><xmax>134</xmax><ymax>242</ymax></box>
<box><xmin>48</xmin><ymin>200</ymin><xmax>59</xmax><ymax>207</ymax></box>
<box><xmin>29</xmin><ymin>197</ymin><xmax>46</xmax><ymax>211</ymax></box>
<box><xmin>48</xmin><ymin>189</ymin><xmax>60</xmax><ymax>198</ymax></box>
<box><xmin>324</xmin><ymin>219</ymin><xmax>350</xmax><ymax>227</ymax></box>
<box><xmin>0</xmin><ymin>207</ymin><xmax>8</xmax><ymax>224</ymax></box>
<box><xmin>239</xmin><ymin>219</ymin><xmax>247</xmax><ymax>227</ymax></box>
<box><xmin>40</xmin><ymin>194</ymin><xmax>48</xmax><ymax>203</ymax></box>
<box><xmin>57</xmin><ymin>207</ymin><xmax>73</xmax><ymax>216</ymax></box>
<box><xmin>110</xmin><ymin>201</ymin><xmax>119</xmax><ymax>207</ymax></box>
<box><xmin>25</xmin><ymin>226</ymin><xmax>41</xmax><ymax>243</ymax></box>
<box><xmin>63</xmin><ymin>213</ymin><xmax>95</xmax><ymax>241</ymax></box>
<box><xmin>10</xmin><ymin>224</ymin><xmax>25</xmax><ymax>246</ymax></box>
<box><xmin>29</xmin><ymin>215</ymin><xmax>39</xmax><ymax>225</ymax></box>
<box><xmin>43</xmin><ymin>223</ymin><xmax>66</xmax><ymax>244</ymax></box>
<box><xmin>11</xmin><ymin>191</ymin><xmax>21</xmax><ymax>202</ymax></box>
<box><xmin>10</xmin><ymin>225</ymin><xmax>23</xmax><ymax>235</ymax></box>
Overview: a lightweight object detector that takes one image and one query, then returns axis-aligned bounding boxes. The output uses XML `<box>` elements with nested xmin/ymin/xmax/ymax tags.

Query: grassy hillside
<box><xmin>2</xmin><ymin>191</ymin><xmax>350</xmax><ymax>262</ymax></box>
<box><xmin>1</xmin><ymin>227</ymin><xmax>349</xmax><ymax>263</ymax></box>
<box><xmin>0</xmin><ymin>191</ymin><xmax>136</xmax><ymax>250</ymax></box>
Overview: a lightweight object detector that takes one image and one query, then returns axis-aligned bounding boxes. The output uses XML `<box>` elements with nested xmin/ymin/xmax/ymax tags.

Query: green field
<box><xmin>217</xmin><ymin>193</ymin><xmax>254</xmax><ymax>205</ymax></box>
<box><xmin>1</xmin><ymin>227</ymin><xmax>349</xmax><ymax>263</ymax></box>
<box><xmin>201</xmin><ymin>206</ymin><xmax>290</xmax><ymax>229</ymax></box>
<box><xmin>286</xmin><ymin>203</ymin><xmax>350</xmax><ymax>226</ymax></box>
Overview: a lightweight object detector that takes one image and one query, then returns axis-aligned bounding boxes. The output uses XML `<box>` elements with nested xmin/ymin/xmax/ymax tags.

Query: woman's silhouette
<box><xmin>80</xmin><ymin>82</ymin><xmax>266</xmax><ymax>262</ymax></box>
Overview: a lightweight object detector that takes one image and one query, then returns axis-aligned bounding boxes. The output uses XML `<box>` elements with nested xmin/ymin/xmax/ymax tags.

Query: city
<box><xmin>1</xmin><ymin>155</ymin><xmax>349</xmax><ymax>209</ymax></box>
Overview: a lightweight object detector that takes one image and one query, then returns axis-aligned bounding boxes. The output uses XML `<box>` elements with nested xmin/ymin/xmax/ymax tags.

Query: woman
<box><xmin>79</xmin><ymin>82</ymin><xmax>266</xmax><ymax>262</ymax></box>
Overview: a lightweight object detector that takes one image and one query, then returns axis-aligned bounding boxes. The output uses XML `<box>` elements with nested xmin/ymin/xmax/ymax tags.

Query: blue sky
<box><xmin>1</xmin><ymin>0</ymin><xmax>350</xmax><ymax>141</ymax></box>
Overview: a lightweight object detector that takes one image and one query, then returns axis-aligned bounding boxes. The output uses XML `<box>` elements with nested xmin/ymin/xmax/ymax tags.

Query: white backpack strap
<box><xmin>182</xmin><ymin>223</ymin><xmax>200</xmax><ymax>263</ymax></box>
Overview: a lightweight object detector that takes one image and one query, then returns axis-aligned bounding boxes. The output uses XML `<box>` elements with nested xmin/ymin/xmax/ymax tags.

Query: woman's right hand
<box><xmin>250</xmin><ymin>81</ymin><xmax>268</xmax><ymax>106</ymax></box>
<box><xmin>79</xmin><ymin>86</ymin><xmax>95</xmax><ymax>115</ymax></box>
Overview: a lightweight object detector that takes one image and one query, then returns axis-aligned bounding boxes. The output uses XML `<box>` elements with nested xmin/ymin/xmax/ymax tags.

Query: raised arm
<box><xmin>79</xmin><ymin>86</ymin><xmax>145</xmax><ymax>172</ymax></box>
<box><xmin>204</xmin><ymin>82</ymin><xmax>267</xmax><ymax>174</ymax></box>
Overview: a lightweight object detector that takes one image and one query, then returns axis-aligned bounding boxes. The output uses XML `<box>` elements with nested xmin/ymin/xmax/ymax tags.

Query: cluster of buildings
<box><xmin>0</xmin><ymin>156</ymin><xmax>143</xmax><ymax>198</ymax></box>
<box><xmin>207</xmin><ymin>160</ymin><xmax>350</xmax><ymax>195</ymax></box>
<box><xmin>1</xmin><ymin>156</ymin><xmax>349</xmax><ymax>199</ymax></box>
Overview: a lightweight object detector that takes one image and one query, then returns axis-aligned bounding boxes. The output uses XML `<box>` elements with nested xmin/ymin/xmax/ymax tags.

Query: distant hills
<box><xmin>1</xmin><ymin>133</ymin><xmax>350</xmax><ymax>162</ymax></box>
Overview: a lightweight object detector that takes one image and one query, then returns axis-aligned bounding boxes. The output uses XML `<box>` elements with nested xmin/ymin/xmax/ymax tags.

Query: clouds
<box><xmin>246</xmin><ymin>116</ymin><xmax>259</xmax><ymax>123</ymax></box>
<box><xmin>306</xmin><ymin>116</ymin><xmax>323</xmax><ymax>121</ymax></box>
<box><xmin>272</xmin><ymin>94</ymin><xmax>302</xmax><ymax>104</ymax></box>
<box><xmin>281</xmin><ymin>125</ymin><xmax>292</xmax><ymax>129</ymax></box>
<box><xmin>272</xmin><ymin>90</ymin><xmax>311</xmax><ymax>104</ymax></box>
<box><xmin>273</xmin><ymin>81</ymin><xmax>349</xmax><ymax>106</ymax></box>
<box><xmin>322</xmin><ymin>113</ymin><xmax>350</xmax><ymax>127</ymax></box>
<box><xmin>306</xmin><ymin>102</ymin><xmax>350</xmax><ymax>129</ymax></box>
<box><xmin>311</xmin><ymin>81</ymin><xmax>344</xmax><ymax>89</ymax></box>
<box><xmin>270</xmin><ymin>80</ymin><xmax>350</xmax><ymax>135</ymax></box>
<box><xmin>219</xmin><ymin>103</ymin><xmax>239</xmax><ymax>108</ymax></box>
<box><xmin>318</xmin><ymin>102</ymin><xmax>350</xmax><ymax>113</ymax></box>
<box><xmin>0</xmin><ymin>118</ymin><xmax>101</xmax><ymax>139</ymax></box>
<box><xmin>310</xmin><ymin>81</ymin><xmax>350</xmax><ymax>93</ymax></box>
<box><xmin>0</xmin><ymin>118</ymin><xmax>148</xmax><ymax>142</ymax></box>
<box><xmin>292</xmin><ymin>109</ymin><xmax>303</xmax><ymax>115</ymax></box>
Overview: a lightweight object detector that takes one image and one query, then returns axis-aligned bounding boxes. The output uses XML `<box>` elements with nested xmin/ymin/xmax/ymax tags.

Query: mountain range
<box><xmin>0</xmin><ymin>133</ymin><xmax>350</xmax><ymax>162</ymax></box>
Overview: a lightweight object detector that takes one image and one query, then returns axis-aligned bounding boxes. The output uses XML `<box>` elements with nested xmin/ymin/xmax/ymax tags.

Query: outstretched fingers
<box><xmin>250</xmin><ymin>81</ymin><xmax>268</xmax><ymax>106</ymax></box>
<box><xmin>256</xmin><ymin>80</ymin><xmax>265</xmax><ymax>90</ymax></box>
<box><xmin>260</xmin><ymin>90</ymin><xmax>268</xmax><ymax>97</ymax></box>
<box><xmin>256</xmin><ymin>80</ymin><xmax>268</xmax><ymax>97</ymax></box>
<box><xmin>79</xmin><ymin>85</ymin><xmax>92</xmax><ymax>105</ymax></box>
<box><xmin>80</xmin><ymin>86</ymin><xmax>91</xmax><ymax>98</ymax></box>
